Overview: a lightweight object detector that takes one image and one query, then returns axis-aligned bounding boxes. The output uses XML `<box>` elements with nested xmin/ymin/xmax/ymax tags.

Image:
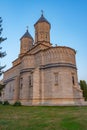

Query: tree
<box><xmin>80</xmin><ymin>80</ymin><xmax>87</xmax><ymax>101</ymax></box>
<box><xmin>0</xmin><ymin>17</ymin><xmax>6</xmax><ymax>76</ymax></box>
<box><xmin>0</xmin><ymin>17</ymin><xmax>7</xmax><ymax>96</ymax></box>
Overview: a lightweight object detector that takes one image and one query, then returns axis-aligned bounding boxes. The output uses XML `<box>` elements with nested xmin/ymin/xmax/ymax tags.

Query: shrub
<box><xmin>0</xmin><ymin>101</ymin><xmax>2</xmax><ymax>104</ymax></box>
<box><xmin>3</xmin><ymin>101</ymin><xmax>10</xmax><ymax>105</ymax></box>
<box><xmin>13</xmin><ymin>101</ymin><xmax>21</xmax><ymax>106</ymax></box>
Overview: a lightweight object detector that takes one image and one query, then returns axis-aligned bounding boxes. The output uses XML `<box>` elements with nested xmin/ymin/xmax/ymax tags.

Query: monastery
<box><xmin>2</xmin><ymin>13</ymin><xmax>84</xmax><ymax>105</ymax></box>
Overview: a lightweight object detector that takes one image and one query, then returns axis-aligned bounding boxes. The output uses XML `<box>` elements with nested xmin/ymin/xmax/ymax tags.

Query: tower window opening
<box><xmin>46</xmin><ymin>34</ymin><xmax>47</xmax><ymax>39</ymax></box>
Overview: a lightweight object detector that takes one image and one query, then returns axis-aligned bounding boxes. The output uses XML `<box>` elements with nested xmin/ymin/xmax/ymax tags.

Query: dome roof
<box><xmin>34</xmin><ymin>14</ymin><xmax>51</xmax><ymax>27</ymax></box>
<box><xmin>20</xmin><ymin>29</ymin><xmax>33</xmax><ymax>40</ymax></box>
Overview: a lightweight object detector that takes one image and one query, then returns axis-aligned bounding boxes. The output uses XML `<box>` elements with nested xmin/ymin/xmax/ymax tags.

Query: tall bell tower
<box><xmin>34</xmin><ymin>11</ymin><xmax>51</xmax><ymax>45</ymax></box>
<box><xmin>20</xmin><ymin>29</ymin><xmax>33</xmax><ymax>56</ymax></box>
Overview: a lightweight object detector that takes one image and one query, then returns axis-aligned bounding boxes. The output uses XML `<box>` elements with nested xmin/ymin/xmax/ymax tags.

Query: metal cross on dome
<box><xmin>26</xmin><ymin>26</ymin><xmax>29</xmax><ymax>31</ymax></box>
<box><xmin>41</xmin><ymin>10</ymin><xmax>44</xmax><ymax>15</ymax></box>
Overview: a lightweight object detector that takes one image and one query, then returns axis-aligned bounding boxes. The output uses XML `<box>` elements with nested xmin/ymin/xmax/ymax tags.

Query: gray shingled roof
<box><xmin>34</xmin><ymin>14</ymin><xmax>51</xmax><ymax>27</ymax></box>
<box><xmin>20</xmin><ymin>29</ymin><xmax>33</xmax><ymax>40</ymax></box>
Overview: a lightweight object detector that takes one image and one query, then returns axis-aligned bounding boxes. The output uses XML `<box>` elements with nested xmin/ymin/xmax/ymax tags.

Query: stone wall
<box><xmin>21</xmin><ymin>55</ymin><xmax>34</xmax><ymax>69</ymax></box>
<box><xmin>40</xmin><ymin>66</ymin><xmax>83</xmax><ymax>105</ymax></box>
<box><xmin>2</xmin><ymin>45</ymin><xmax>84</xmax><ymax>105</ymax></box>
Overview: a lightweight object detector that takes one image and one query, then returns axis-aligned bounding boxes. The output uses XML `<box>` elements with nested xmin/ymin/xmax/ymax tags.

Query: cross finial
<box><xmin>26</xmin><ymin>26</ymin><xmax>29</xmax><ymax>31</ymax></box>
<box><xmin>41</xmin><ymin>10</ymin><xmax>44</xmax><ymax>16</ymax></box>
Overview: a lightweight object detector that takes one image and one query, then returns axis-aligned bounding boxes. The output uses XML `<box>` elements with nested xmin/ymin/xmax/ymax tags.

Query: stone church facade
<box><xmin>3</xmin><ymin>14</ymin><xmax>84</xmax><ymax>105</ymax></box>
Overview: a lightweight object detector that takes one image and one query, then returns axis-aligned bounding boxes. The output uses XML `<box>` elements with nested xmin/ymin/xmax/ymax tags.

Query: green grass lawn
<box><xmin>0</xmin><ymin>105</ymin><xmax>87</xmax><ymax>130</ymax></box>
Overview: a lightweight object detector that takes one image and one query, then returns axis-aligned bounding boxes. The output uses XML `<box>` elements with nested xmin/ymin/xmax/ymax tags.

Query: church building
<box><xmin>3</xmin><ymin>13</ymin><xmax>84</xmax><ymax>105</ymax></box>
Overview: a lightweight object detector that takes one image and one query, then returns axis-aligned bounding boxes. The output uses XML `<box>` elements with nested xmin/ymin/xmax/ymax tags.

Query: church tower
<box><xmin>34</xmin><ymin>12</ymin><xmax>51</xmax><ymax>45</ymax></box>
<box><xmin>20</xmin><ymin>29</ymin><xmax>33</xmax><ymax>55</ymax></box>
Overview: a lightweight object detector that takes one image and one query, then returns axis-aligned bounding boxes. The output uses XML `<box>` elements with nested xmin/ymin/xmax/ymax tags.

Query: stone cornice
<box><xmin>4</xmin><ymin>76</ymin><xmax>16</xmax><ymax>84</ymax></box>
<box><xmin>43</xmin><ymin>46</ymin><xmax>76</xmax><ymax>54</ymax></box>
<box><xmin>40</xmin><ymin>63</ymin><xmax>77</xmax><ymax>70</ymax></box>
<box><xmin>20</xmin><ymin>68</ymin><xmax>34</xmax><ymax>74</ymax></box>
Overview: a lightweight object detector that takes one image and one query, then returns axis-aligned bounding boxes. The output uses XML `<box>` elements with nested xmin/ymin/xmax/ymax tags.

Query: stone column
<box><xmin>32</xmin><ymin>68</ymin><xmax>40</xmax><ymax>105</ymax></box>
<box><xmin>40</xmin><ymin>70</ymin><xmax>45</xmax><ymax>105</ymax></box>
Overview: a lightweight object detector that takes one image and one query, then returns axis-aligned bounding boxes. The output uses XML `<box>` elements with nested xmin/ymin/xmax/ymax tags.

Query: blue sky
<box><xmin>0</xmin><ymin>0</ymin><xmax>87</xmax><ymax>82</ymax></box>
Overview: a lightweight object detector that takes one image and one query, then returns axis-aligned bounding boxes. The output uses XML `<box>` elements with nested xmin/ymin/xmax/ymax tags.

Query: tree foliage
<box><xmin>80</xmin><ymin>80</ymin><xmax>87</xmax><ymax>101</ymax></box>
<box><xmin>0</xmin><ymin>17</ymin><xmax>7</xmax><ymax>76</ymax></box>
<box><xmin>0</xmin><ymin>17</ymin><xmax>7</xmax><ymax>96</ymax></box>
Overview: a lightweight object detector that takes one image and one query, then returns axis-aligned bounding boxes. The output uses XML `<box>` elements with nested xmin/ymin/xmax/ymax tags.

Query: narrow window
<box><xmin>72</xmin><ymin>76</ymin><xmax>75</xmax><ymax>85</ymax></box>
<box><xmin>29</xmin><ymin>76</ymin><xmax>31</xmax><ymax>87</ymax></box>
<box><xmin>46</xmin><ymin>34</ymin><xmax>47</xmax><ymax>39</ymax></box>
<box><xmin>29</xmin><ymin>75</ymin><xmax>33</xmax><ymax>87</ymax></box>
<box><xmin>20</xmin><ymin>77</ymin><xmax>23</xmax><ymax>89</ymax></box>
<box><xmin>54</xmin><ymin>73</ymin><xmax>58</xmax><ymax>85</ymax></box>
